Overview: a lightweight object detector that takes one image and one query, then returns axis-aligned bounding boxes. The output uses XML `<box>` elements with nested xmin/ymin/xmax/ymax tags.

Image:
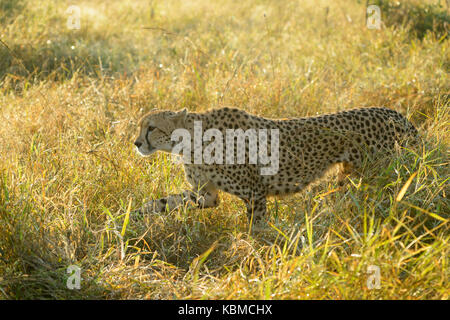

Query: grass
<box><xmin>370</xmin><ymin>0</ymin><xmax>450</xmax><ymax>39</ymax></box>
<box><xmin>0</xmin><ymin>0</ymin><xmax>448</xmax><ymax>299</ymax></box>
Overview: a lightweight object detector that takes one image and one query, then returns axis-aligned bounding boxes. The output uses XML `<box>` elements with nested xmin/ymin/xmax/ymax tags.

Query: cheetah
<box><xmin>133</xmin><ymin>107</ymin><xmax>418</xmax><ymax>225</ymax></box>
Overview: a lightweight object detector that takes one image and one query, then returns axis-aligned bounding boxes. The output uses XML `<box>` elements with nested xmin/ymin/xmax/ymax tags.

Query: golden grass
<box><xmin>0</xmin><ymin>0</ymin><xmax>448</xmax><ymax>299</ymax></box>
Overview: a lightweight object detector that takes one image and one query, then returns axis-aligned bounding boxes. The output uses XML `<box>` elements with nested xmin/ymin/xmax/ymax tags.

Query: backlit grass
<box><xmin>0</xmin><ymin>0</ymin><xmax>448</xmax><ymax>299</ymax></box>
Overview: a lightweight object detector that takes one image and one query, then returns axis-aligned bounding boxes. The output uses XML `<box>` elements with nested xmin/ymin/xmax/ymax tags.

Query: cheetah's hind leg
<box><xmin>337</xmin><ymin>162</ymin><xmax>355</xmax><ymax>187</ymax></box>
<box><xmin>242</xmin><ymin>194</ymin><xmax>269</xmax><ymax>232</ymax></box>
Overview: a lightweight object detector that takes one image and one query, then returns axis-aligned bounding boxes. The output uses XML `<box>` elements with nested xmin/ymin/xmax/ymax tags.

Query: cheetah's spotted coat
<box><xmin>133</xmin><ymin>107</ymin><xmax>418</xmax><ymax>225</ymax></box>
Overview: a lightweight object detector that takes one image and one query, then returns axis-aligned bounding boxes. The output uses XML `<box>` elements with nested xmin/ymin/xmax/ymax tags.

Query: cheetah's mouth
<box><xmin>135</xmin><ymin>135</ymin><xmax>156</xmax><ymax>157</ymax></box>
<box><xmin>137</xmin><ymin>145</ymin><xmax>156</xmax><ymax>157</ymax></box>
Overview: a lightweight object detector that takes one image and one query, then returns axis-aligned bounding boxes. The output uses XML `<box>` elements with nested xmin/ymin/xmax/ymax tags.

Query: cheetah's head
<box><xmin>134</xmin><ymin>108</ymin><xmax>187</xmax><ymax>156</ymax></box>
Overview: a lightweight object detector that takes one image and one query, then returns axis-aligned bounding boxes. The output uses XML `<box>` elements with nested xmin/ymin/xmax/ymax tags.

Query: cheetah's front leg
<box><xmin>137</xmin><ymin>187</ymin><xmax>219</xmax><ymax>215</ymax></box>
<box><xmin>138</xmin><ymin>190</ymin><xmax>193</xmax><ymax>214</ymax></box>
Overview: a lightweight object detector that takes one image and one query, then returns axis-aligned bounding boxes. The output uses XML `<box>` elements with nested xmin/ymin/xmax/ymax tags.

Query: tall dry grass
<box><xmin>0</xmin><ymin>0</ymin><xmax>448</xmax><ymax>299</ymax></box>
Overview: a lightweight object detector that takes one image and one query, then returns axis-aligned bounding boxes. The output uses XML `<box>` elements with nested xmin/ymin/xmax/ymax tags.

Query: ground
<box><xmin>0</xmin><ymin>0</ymin><xmax>448</xmax><ymax>299</ymax></box>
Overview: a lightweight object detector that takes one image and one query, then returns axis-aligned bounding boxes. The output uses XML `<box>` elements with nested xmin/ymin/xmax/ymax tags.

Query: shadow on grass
<box><xmin>370</xmin><ymin>0</ymin><xmax>450</xmax><ymax>40</ymax></box>
<box><xmin>0</xmin><ymin>0</ymin><xmax>25</xmax><ymax>24</ymax></box>
<box><xmin>0</xmin><ymin>35</ymin><xmax>144</xmax><ymax>90</ymax></box>
<box><xmin>0</xmin><ymin>203</ymin><xmax>114</xmax><ymax>299</ymax></box>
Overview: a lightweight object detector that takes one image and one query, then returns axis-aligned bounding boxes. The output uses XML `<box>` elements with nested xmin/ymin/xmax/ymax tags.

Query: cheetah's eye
<box><xmin>148</xmin><ymin>126</ymin><xmax>156</xmax><ymax>132</ymax></box>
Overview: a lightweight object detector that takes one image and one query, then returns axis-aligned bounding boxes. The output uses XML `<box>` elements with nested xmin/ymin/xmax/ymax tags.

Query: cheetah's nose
<box><xmin>134</xmin><ymin>141</ymin><xmax>142</xmax><ymax>148</ymax></box>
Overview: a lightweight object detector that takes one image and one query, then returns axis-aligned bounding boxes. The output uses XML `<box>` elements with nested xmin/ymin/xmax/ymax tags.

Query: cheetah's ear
<box><xmin>169</xmin><ymin>108</ymin><xmax>187</xmax><ymax>127</ymax></box>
